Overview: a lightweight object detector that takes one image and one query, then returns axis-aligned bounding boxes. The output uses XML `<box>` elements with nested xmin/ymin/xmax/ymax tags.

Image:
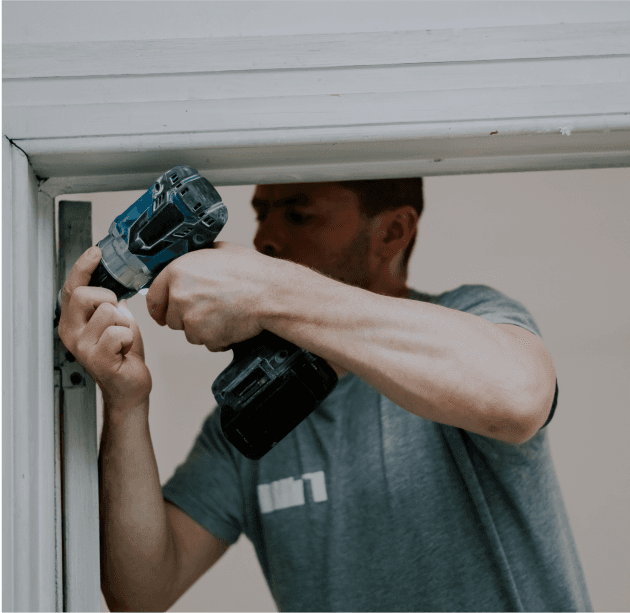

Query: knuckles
<box><xmin>204</xmin><ymin>341</ymin><xmax>228</xmax><ymax>353</ymax></box>
<box><xmin>59</xmin><ymin>298</ymin><xmax>129</xmax><ymax>353</ymax></box>
<box><xmin>97</xmin><ymin>301</ymin><xmax>120</xmax><ymax>317</ymax></box>
<box><xmin>72</xmin><ymin>285</ymin><xmax>117</xmax><ymax>305</ymax></box>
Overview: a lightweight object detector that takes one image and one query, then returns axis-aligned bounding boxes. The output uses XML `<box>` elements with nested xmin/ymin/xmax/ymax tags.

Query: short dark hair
<box><xmin>338</xmin><ymin>177</ymin><xmax>424</xmax><ymax>275</ymax></box>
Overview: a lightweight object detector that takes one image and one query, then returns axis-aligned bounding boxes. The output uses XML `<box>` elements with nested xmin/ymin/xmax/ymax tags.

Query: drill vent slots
<box><xmin>170</xmin><ymin>173</ymin><xmax>182</xmax><ymax>190</ymax></box>
<box><xmin>153</xmin><ymin>191</ymin><xmax>166</xmax><ymax>212</ymax></box>
<box><xmin>200</xmin><ymin>209</ymin><xmax>216</xmax><ymax>228</ymax></box>
<box><xmin>171</xmin><ymin>226</ymin><xmax>193</xmax><ymax>239</ymax></box>
<box><xmin>178</xmin><ymin>185</ymin><xmax>204</xmax><ymax>214</ymax></box>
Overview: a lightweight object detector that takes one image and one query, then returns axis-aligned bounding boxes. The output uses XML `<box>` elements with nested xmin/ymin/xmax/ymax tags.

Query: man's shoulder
<box><xmin>409</xmin><ymin>283</ymin><xmax>503</xmax><ymax>308</ymax></box>
<box><xmin>409</xmin><ymin>283</ymin><xmax>543</xmax><ymax>339</ymax></box>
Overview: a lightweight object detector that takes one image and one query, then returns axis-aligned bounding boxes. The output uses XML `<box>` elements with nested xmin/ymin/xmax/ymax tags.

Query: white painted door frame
<box><xmin>3</xmin><ymin>137</ymin><xmax>60</xmax><ymax>612</ymax></box>
<box><xmin>3</xmin><ymin>4</ymin><xmax>630</xmax><ymax>611</ymax></box>
<box><xmin>3</xmin><ymin>142</ymin><xmax>103</xmax><ymax>613</ymax></box>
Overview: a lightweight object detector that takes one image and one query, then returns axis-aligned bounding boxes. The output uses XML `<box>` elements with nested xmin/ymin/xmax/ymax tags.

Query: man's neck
<box><xmin>367</xmin><ymin>260</ymin><xmax>410</xmax><ymax>299</ymax></box>
<box><xmin>368</xmin><ymin>279</ymin><xmax>410</xmax><ymax>300</ymax></box>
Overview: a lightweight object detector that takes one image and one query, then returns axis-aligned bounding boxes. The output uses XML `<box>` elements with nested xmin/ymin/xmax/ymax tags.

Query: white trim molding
<box><xmin>2</xmin><ymin>137</ymin><xmax>59</xmax><ymax>612</ymax></box>
<box><xmin>4</xmin><ymin>10</ymin><xmax>630</xmax><ymax>191</ymax></box>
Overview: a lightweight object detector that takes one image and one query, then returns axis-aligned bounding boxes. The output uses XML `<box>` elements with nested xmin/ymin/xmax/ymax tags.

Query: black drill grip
<box><xmin>88</xmin><ymin>260</ymin><xmax>137</xmax><ymax>301</ymax></box>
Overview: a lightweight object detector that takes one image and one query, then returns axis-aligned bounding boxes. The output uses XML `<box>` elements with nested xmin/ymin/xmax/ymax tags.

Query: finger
<box><xmin>118</xmin><ymin>300</ymin><xmax>137</xmax><ymax>350</ymax></box>
<box><xmin>183</xmin><ymin>326</ymin><xmax>204</xmax><ymax>345</ymax></box>
<box><xmin>81</xmin><ymin>302</ymin><xmax>131</xmax><ymax>349</ymax></box>
<box><xmin>119</xmin><ymin>300</ymin><xmax>146</xmax><ymax>358</ymax></box>
<box><xmin>204</xmin><ymin>342</ymin><xmax>230</xmax><ymax>353</ymax></box>
<box><xmin>96</xmin><ymin>326</ymin><xmax>135</xmax><ymax>363</ymax></box>
<box><xmin>61</xmin><ymin>246</ymin><xmax>102</xmax><ymax>311</ymax></box>
<box><xmin>165</xmin><ymin>304</ymin><xmax>184</xmax><ymax>331</ymax></box>
<box><xmin>66</xmin><ymin>286</ymin><xmax>119</xmax><ymax>331</ymax></box>
<box><xmin>145</xmin><ymin>266</ymin><xmax>173</xmax><ymax>326</ymax></box>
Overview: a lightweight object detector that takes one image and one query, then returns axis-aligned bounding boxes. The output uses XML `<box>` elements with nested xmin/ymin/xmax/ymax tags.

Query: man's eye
<box><xmin>254</xmin><ymin>208</ymin><xmax>311</xmax><ymax>224</ymax></box>
<box><xmin>287</xmin><ymin>211</ymin><xmax>311</xmax><ymax>224</ymax></box>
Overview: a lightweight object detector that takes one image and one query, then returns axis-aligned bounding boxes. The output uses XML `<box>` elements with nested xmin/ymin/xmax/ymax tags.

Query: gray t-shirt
<box><xmin>162</xmin><ymin>284</ymin><xmax>592</xmax><ymax>612</ymax></box>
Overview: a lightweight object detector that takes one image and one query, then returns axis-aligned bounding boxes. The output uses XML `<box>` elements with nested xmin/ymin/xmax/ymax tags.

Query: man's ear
<box><xmin>372</xmin><ymin>206</ymin><xmax>418</xmax><ymax>259</ymax></box>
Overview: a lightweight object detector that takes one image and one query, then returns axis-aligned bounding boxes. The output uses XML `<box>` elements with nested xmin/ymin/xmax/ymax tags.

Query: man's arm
<box><xmin>100</xmin><ymin>404</ymin><xmax>229</xmax><ymax>611</ymax></box>
<box><xmin>58</xmin><ymin>246</ymin><xmax>230</xmax><ymax>611</ymax></box>
<box><xmin>261</xmin><ymin>263</ymin><xmax>556</xmax><ymax>445</ymax></box>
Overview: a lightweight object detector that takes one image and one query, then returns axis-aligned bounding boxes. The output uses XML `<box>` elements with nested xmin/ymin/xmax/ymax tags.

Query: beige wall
<box><xmin>61</xmin><ymin>167</ymin><xmax>629</xmax><ymax>612</ymax></box>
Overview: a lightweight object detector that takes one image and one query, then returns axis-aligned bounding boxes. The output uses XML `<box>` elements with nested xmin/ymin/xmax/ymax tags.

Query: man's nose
<box><xmin>258</xmin><ymin>240</ymin><xmax>279</xmax><ymax>257</ymax></box>
<box><xmin>254</xmin><ymin>218</ymin><xmax>284</xmax><ymax>257</ymax></box>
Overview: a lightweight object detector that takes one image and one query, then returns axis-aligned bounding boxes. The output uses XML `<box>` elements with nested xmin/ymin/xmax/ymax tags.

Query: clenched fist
<box><xmin>145</xmin><ymin>241</ymin><xmax>281</xmax><ymax>352</ymax></box>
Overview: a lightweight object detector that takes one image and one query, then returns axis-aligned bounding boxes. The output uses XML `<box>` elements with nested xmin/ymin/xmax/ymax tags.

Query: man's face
<box><xmin>252</xmin><ymin>182</ymin><xmax>377</xmax><ymax>290</ymax></box>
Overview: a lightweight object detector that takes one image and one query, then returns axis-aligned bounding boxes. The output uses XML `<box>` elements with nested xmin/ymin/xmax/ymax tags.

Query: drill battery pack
<box><xmin>215</xmin><ymin>330</ymin><xmax>338</xmax><ymax>460</ymax></box>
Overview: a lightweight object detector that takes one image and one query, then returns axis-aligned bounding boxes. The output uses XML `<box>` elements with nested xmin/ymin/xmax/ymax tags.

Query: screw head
<box><xmin>70</xmin><ymin>372</ymin><xmax>83</xmax><ymax>385</ymax></box>
<box><xmin>274</xmin><ymin>350</ymin><xmax>289</xmax><ymax>364</ymax></box>
<box><xmin>65</xmin><ymin>351</ymin><xmax>76</xmax><ymax>362</ymax></box>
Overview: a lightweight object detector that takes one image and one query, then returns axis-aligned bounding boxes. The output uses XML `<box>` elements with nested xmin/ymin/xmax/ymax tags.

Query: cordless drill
<box><xmin>54</xmin><ymin>165</ymin><xmax>338</xmax><ymax>459</ymax></box>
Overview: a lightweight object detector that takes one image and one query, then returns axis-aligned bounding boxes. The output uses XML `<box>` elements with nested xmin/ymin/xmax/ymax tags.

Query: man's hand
<box><xmin>58</xmin><ymin>246</ymin><xmax>152</xmax><ymax>413</ymax></box>
<box><xmin>145</xmin><ymin>241</ymin><xmax>280</xmax><ymax>351</ymax></box>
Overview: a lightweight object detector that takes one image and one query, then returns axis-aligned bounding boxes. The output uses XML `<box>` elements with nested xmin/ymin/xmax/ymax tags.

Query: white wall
<box><xmin>60</xmin><ymin>167</ymin><xmax>629</xmax><ymax>612</ymax></box>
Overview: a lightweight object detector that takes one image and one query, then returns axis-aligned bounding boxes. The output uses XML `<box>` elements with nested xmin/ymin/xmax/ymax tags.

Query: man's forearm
<box><xmin>99</xmin><ymin>404</ymin><xmax>177</xmax><ymax>611</ymax></box>
<box><xmin>262</xmin><ymin>261</ymin><xmax>553</xmax><ymax>444</ymax></box>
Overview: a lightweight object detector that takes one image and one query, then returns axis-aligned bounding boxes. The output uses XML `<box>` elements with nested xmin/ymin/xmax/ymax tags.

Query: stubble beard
<box><xmin>325</xmin><ymin>226</ymin><xmax>373</xmax><ymax>291</ymax></box>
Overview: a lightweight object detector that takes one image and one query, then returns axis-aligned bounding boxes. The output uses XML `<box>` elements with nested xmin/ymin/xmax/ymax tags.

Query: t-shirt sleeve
<box><xmin>437</xmin><ymin>284</ymin><xmax>542</xmax><ymax>336</ymax></box>
<box><xmin>435</xmin><ymin>284</ymin><xmax>557</xmax><ymax>429</ymax></box>
<box><xmin>161</xmin><ymin>408</ymin><xmax>244</xmax><ymax>545</ymax></box>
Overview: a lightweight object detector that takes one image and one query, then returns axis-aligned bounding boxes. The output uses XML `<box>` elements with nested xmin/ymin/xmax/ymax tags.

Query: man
<box><xmin>59</xmin><ymin>178</ymin><xmax>592</xmax><ymax>612</ymax></box>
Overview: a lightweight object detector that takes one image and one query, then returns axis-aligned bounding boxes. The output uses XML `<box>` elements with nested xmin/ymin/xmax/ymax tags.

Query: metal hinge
<box><xmin>54</xmin><ymin>331</ymin><xmax>87</xmax><ymax>389</ymax></box>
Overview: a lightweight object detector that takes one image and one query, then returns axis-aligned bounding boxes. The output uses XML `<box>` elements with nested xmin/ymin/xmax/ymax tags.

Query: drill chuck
<box><xmin>89</xmin><ymin>232</ymin><xmax>153</xmax><ymax>300</ymax></box>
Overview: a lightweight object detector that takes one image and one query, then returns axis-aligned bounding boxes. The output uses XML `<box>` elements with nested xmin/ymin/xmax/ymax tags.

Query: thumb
<box><xmin>61</xmin><ymin>245</ymin><xmax>102</xmax><ymax>309</ymax></box>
